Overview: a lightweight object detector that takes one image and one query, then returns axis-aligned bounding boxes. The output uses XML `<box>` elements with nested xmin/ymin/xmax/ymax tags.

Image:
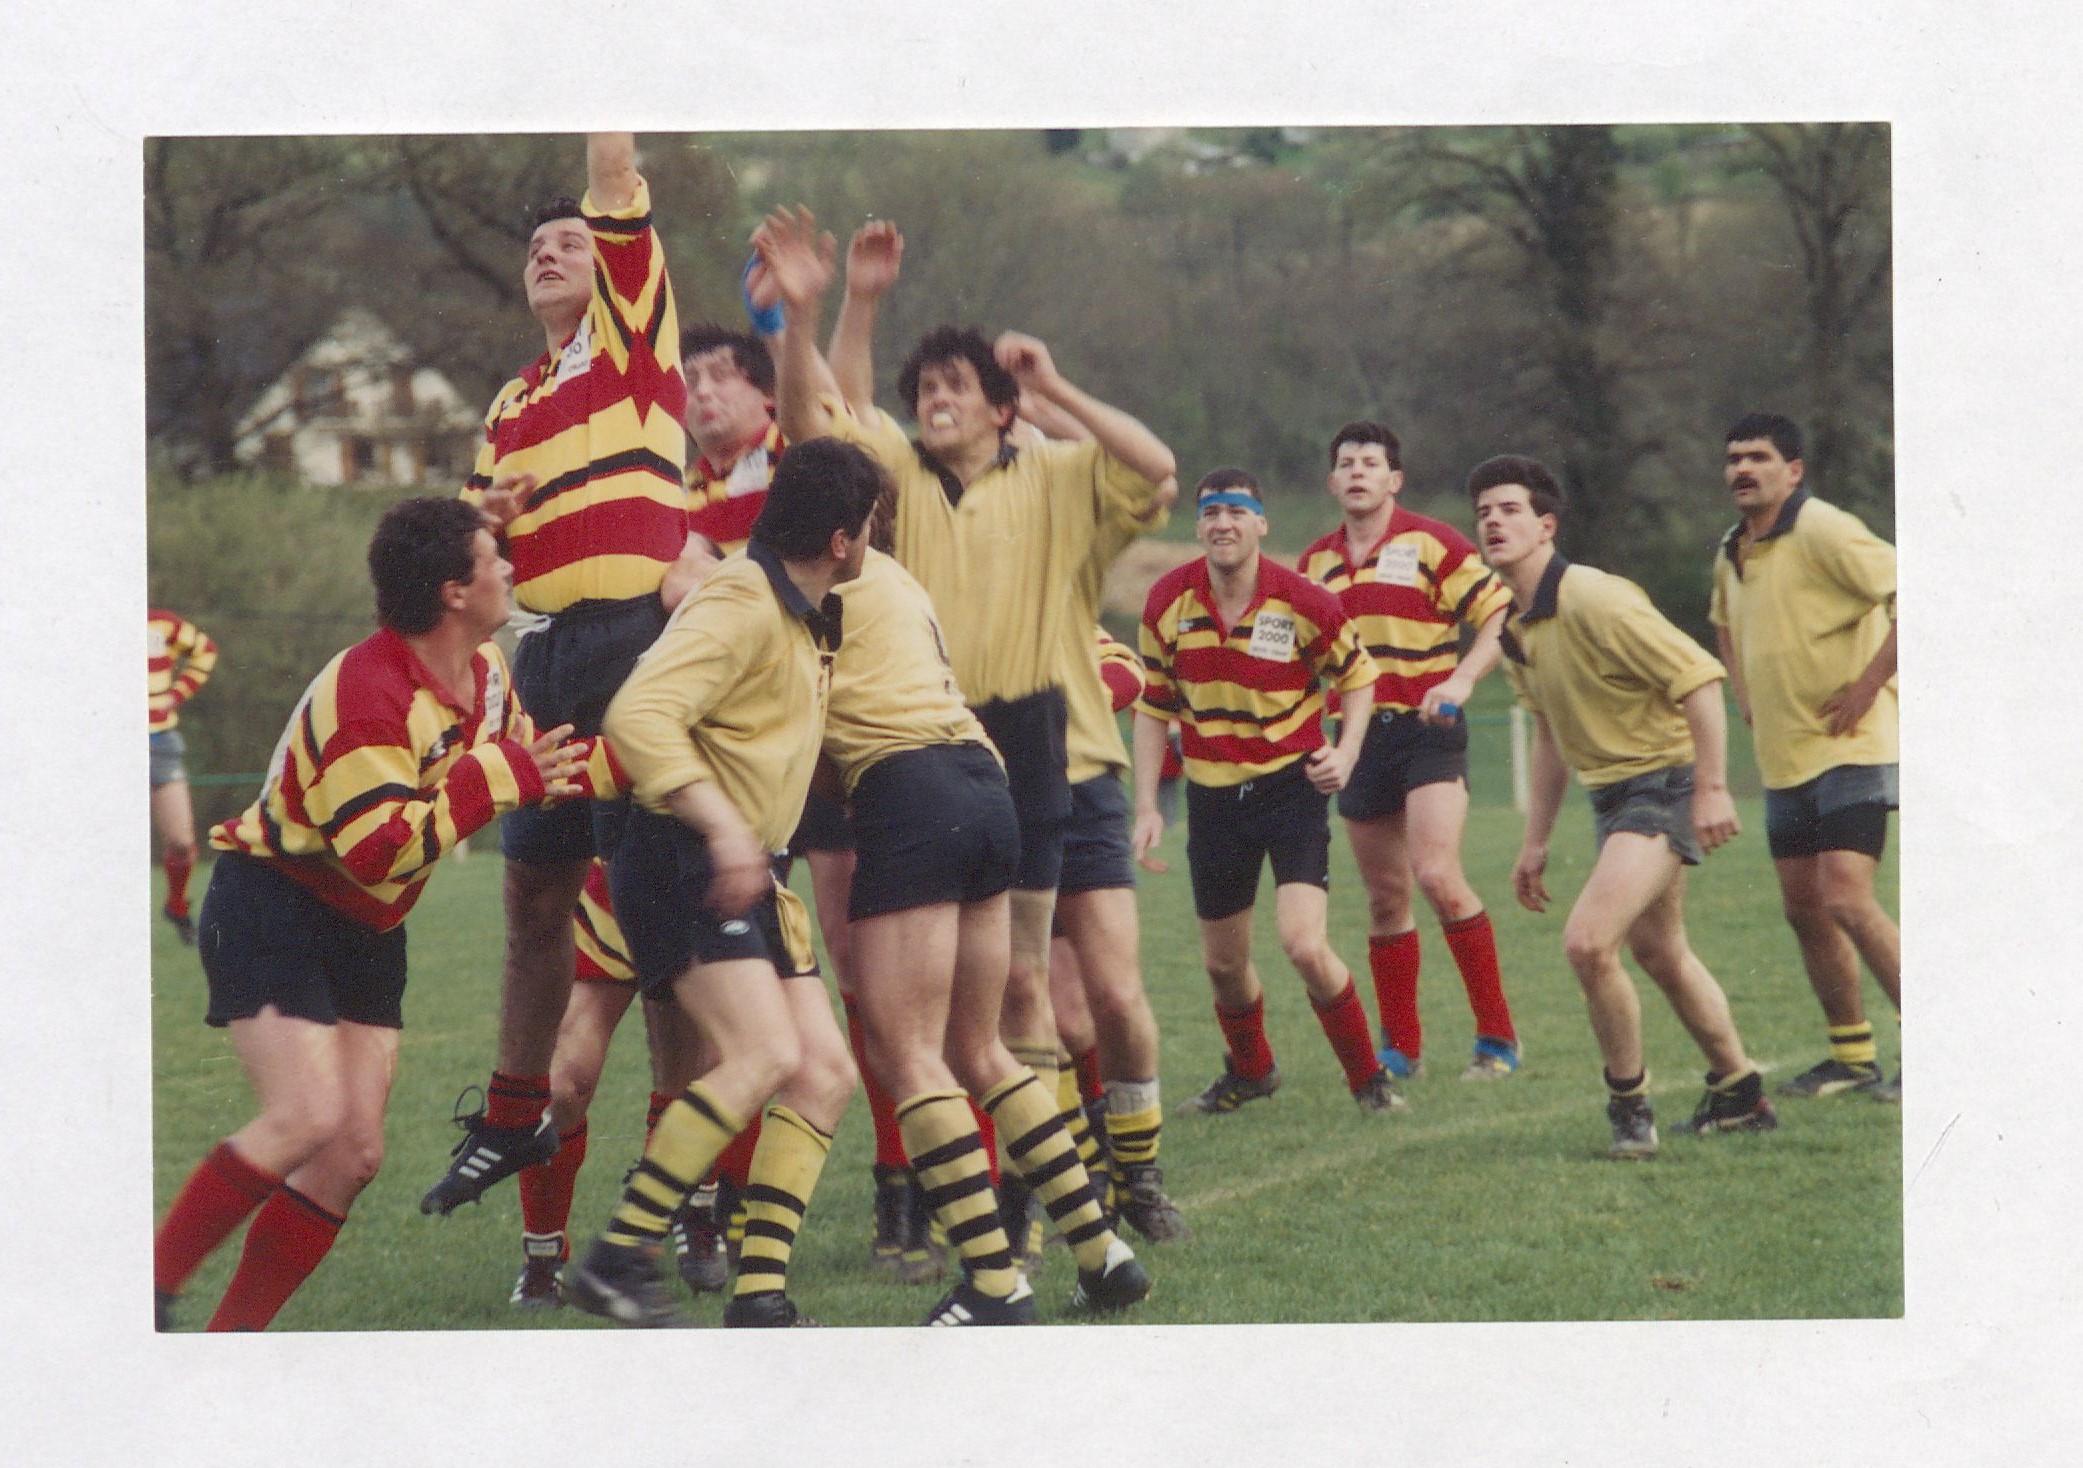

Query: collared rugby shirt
<box><xmin>148</xmin><ymin>609</ymin><xmax>217</xmax><ymax>734</ymax></box>
<box><xmin>1297</xmin><ymin>505</ymin><xmax>1510</xmax><ymax>713</ymax></box>
<box><xmin>210</xmin><ymin>628</ymin><xmax>617</xmax><ymax>931</ymax></box>
<box><xmin>1137</xmin><ymin>555</ymin><xmax>1378</xmax><ymax>788</ymax></box>
<box><xmin>604</xmin><ymin>540</ymin><xmax>841</xmax><ymax>852</ymax></box>
<box><xmin>686</xmin><ymin>420</ymin><xmax>787</xmax><ymax>555</ymax></box>
<box><xmin>464</xmin><ymin>177</ymin><xmax>688</xmax><ymax>615</ymax></box>
<box><xmin>824</xmin><ymin>549</ymin><xmax>994</xmax><ymax>795</ymax></box>
<box><xmin>820</xmin><ymin>397</ymin><xmax>1164</xmax><ymax>705</ymax></box>
<box><xmin>1501</xmin><ymin>554</ymin><xmax>1726</xmax><ymax>790</ymax></box>
<box><xmin>1709</xmin><ymin>487</ymin><xmax>1898</xmax><ymax>790</ymax></box>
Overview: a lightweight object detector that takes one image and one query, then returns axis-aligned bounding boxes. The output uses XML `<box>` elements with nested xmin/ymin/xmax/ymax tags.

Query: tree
<box><xmin>1743</xmin><ymin>123</ymin><xmax>1893</xmax><ymax>519</ymax></box>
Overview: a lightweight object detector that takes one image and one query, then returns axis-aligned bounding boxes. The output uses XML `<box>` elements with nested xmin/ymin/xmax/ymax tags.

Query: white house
<box><xmin>233</xmin><ymin>308</ymin><xmax>482</xmax><ymax>487</ymax></box>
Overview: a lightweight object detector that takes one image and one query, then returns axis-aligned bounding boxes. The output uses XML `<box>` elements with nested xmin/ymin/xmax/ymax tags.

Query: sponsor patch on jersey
<box><xmin>1375</xmin><ymin>542</ymin><xmax>1422</xmax><ymax>588</ymax></box>
<box><xmin>1247</xmin><ymin>612</ymin><xmax>1298</xmax><ymax>662</ymax></box>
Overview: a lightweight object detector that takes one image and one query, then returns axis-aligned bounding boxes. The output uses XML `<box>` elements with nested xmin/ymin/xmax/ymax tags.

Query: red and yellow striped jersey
<box><xmin>148</xmin><ymin>609</ymin><xmax>217</xmax><ymax>733</ymax></box>
<box><xmin>464</xmin><ymin>177</ymin><xmax>688</xmax><ymax>615</ymax></box>
<box><xmin>686</xmin><ymin>420</ymin><xmax>786</xmax><ymax>555</ymax></box>
<box><xmin>210</xmin><ymin>628</ymin><xmax>616</xmax><ymax>931</ymax></box>
<box><xmin>1296</xmin><ymin>506</ymin><xmax>1509</xmax><ymax>712</ymax></box>
<box><xmin>573</xmin><ymin>857</ymin><xmax>635</xmax><ymax>983</ymax></box>
<box><xmin>1137</xmin><ymin>556</ymin><xmax>1378</xmax><ymax>788</ymax></box>
<box><xmin>1097</xmin><ymin>627</ymin><xmax>1142</xmax><ymax>714</ymax></box>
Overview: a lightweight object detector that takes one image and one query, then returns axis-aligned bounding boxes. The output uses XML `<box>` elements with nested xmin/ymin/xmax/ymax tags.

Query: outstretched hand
<box><xmin>751</xmin><ymin>206</ymin><xmax>836</xmax><ymax>312</ymax></box>
<box><xmin>528</xmin><ymin>724</ymin><xmax>589</xmax><ymax>804</ymax></box>
<box><xmin>845</xmin><ymin>219</ymin><xmax>904</xmax><ymax>299</ymax></box>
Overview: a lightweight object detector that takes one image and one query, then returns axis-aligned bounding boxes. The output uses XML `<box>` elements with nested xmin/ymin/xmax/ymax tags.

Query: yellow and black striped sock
<box><xmin>1829</xmin><ymin>1023</ymin><xmax>1878</xmax><ymax>1068</ymax></box>
<box><xmin>731</xmin><ymin>1105</ymin><xmax>833</xmax><ymax>1304</ymax></box>
<box><xmin>983</xmin><ymin>1069</ymin><xmax>1115</xmax><ymax>1275</ymax></box>
<box><xmin>896</xmin><ymin>1090</ymin><xmax>1019</xmax><ymax>1299</ymax></box>
<box><xmin>1603</xmin><ymin>1068</ymin><xmax>1649</xmax><ymax>1099</ymax></box>
<box><xmin>606</xmin><ymin>1081</ymin><xmax>747</xmax><ymax>1248</ymax></box>
<box><xmin>1103</xmin><ymin>1078</ymin><xmax>1162</xmax><ymax>1170</ymax></box>
<box><xmin>1056</xmin><ymin>1065</ymin><xmax>1104</xmax><ymax>1199</ymax></box>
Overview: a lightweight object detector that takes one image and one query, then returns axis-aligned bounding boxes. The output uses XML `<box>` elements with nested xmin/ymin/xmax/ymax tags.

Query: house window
<box><xmin>342</xmin><ymin>436</ymin><xmax>378</xmax><ymax>482</ymax></box>
<box><xmin>262</xmin><ymin>432</ymin><xmax>294</xmax><ymax>472</ymax></box>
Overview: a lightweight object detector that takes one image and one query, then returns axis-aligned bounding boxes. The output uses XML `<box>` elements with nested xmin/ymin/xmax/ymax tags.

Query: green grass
<box><xmin>151</xmin><ymin>788</ymin><xmax>1900</xmax><ymax>1330</ymax></box>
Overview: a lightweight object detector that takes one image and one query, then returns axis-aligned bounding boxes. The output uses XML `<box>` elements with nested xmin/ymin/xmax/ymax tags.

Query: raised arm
<box><xmin>586</xmin><ymin>133</ymin><xmax>639</xmax><ymax>214</ymax></box>
<box><xmin>754</xmin><ymin>206</ymin><xmax>840</xmax><ymax>445</ymax></box>
<box><xmin>828</xmin><ymin>220</ymin><xmax>902</xmax><ymax>419</ymax></box>
<box><xmin>994</xmin><ymin>332</ymin><xmax>1176</xmax><ymax>489</ymax></box>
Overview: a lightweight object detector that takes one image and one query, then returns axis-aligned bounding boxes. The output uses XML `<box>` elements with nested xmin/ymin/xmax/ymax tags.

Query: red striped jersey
<box><xmin>210</xmin><ymin>628</ymin><xmax>616</xmax><ymax>932</ymax></box>
<box><xmin>1097</xmin><ymin>628</ymin><xmax>1142</xmax><ymax>714</ymax></box>
<box><xmin>148</xmin><ymin>609</ymin><xmax>217</xmax><ymax>733</ymax></box>
<box><xmin>1137</xmin><ymin>556</ymin><xmax>1378</xmax><ymax>788</ymax></box>
<box><xmin>686</xmin><ymin>420</ymin><xmax>786</xmax><ymax>555</ymax></box>
<box><xmin>1297</xmin><ymin>506</ymin><xmax>1510</xmax><ymax>712</ymax></box>
<box><xmin>464</xmin><ymin>178</ymin><xmax>688</xmax><ymax>615</ymax></box>
<box><xmin>573</xmin><ymin>858</ymin><xmax>635</xmax><ymax>983</ymax></box>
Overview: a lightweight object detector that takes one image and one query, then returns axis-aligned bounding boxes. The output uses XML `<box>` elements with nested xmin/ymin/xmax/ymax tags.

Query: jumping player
<box><xmin>1473</xmin><ymin>455</ymin><xmax>1777</xmax><ymax>1158</ymax></box>
<box><xmin>1132</xmin><ymin>470</ymin><xmax>1403</xmax><ymax>1116</ymax></box>
<box><xmin>422</xmin><ymin>132</ymin><xmax>689</xmax><ymax>1217</ymax></box>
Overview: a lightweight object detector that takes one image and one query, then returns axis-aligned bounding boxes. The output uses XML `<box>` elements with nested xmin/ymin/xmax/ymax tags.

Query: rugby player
<box><xmin>1710</xmin><ymin>413</ymin><xmax>1901</xmax><ymax>1102</ymax></box>
<box><xmin>1299</xmin><ymin>422</ymin><xmax>1521</xmax><ymax>1081</ymax></box>
<box><xmin>757</xmin><ymin>205</ymin><xmax>1177</xmax><ymax>1246</ymax></box>
<box><xmin>422</xmin><ymin>132</ymin><xmax>690</xmax><ymax>1218</ymax></box>
<box><xmin>1133</xmin><ymin>471</ymin><xmax>1404</xmax><ymax>1116</ymax></box>
<box><xmin>152</xmin><ymin>498</ymin><xmax>596</xmax><ymax>1330</ymax></box>
<box><xmin>148</xmin><ymin>608</ymin><xmax>217</xmax><ymax>946</ymax></box>
<box><xmin>563</xmin><ymin>438</ymin><xmax>874</xmax><ymax>1329</ymax></box>
<box><xmin>1474</xmin><ymin>455</ymin><xmax>1777</xmax><ymax>1158</ymax></box>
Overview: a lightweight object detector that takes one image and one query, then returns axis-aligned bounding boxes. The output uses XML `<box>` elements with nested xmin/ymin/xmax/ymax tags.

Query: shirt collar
<box><xmin>378</xmin><ymin>626</ymin><xmax>480</xmax><ymax>718</ymax></box>
<box><xmin>747</xmin><ymin>539</ymin><xmax>844</xmax><ymax>652</ymax></box>
<box><xmin>912</xmin><ymin>434</ymin><xmax>1020</xmax><ymax>509</ymax></box>
<box><xmin>694</xmin><ymin>419</ymin><xmax>784</xmax><ymax>485</ymax></box>
<box><xmin>1720</xmin><ymin>486</ymin><xmax>1810</xmax><ymax>567</ymax></box>
<box><xmin>1520</xmin><ymin>551</ymin><xmax>1570</xmax><ymax>622</ymax></box>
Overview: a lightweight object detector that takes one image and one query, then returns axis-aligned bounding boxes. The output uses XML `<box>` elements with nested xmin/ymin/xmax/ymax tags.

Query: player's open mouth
<box><xmin>928</xmin><ymin>410</ymin><xmax>955</xmax><ymax>429</ymax></box>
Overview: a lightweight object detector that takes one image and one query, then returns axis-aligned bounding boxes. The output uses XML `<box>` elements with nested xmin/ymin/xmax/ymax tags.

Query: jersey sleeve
<box><xmin>1707</xmin><ymin>552</ymin><xmax>1733</xmax><ymax>629</ymax></box>
<box><xmin>1134</xmin><ymin>585</ymin><xmax>1182</xmax><ymax>720</ymax></box>
<box><xmin>1096</xmin><ymin>628</ymin><xmax>1144</xmax><ymax>713</ymax></box>
<box><xmin>819</xmin><ymin>397</ymin><xmax>917</xmax><ymax>474</ymax></box>
<box><xmin>1592</xmin><ymin>580</ymin><xmax>1726</xmax><ymax>707</ymax></box>
<box><xmin>167</xmin><ymin>617</ymin><xmax>218</xmax><ymax>706</ymax></box>
<box><xmin>300</xmin><ymin>710</ymin><xmax>547</xmax><ymax>891</ymax></box>
<box><xmin>1307</xmin><ymin>598</ymin><xmax>1380</xmax><ymax>698</ymax></box>
<box><xmin>582</xmin><ymin>175</ymin><xmax>669</xmax><ymax>344</ymax></box>
<box><xmin>1430</xmin><ymin>529</ymin><xmax>1512</xmax><ymax>631</ymax></box>
<box><xmin>1813</xmin><ymin>506</ymin><xmax>1898</xmax><ymax>619</ymax></box>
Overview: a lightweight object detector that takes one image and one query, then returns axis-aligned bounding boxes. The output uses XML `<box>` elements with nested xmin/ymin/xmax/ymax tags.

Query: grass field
<box><xmin>151</xmin><ymin>709</ymin><xmax>1901</xmax><ymax>1331</ymax></box>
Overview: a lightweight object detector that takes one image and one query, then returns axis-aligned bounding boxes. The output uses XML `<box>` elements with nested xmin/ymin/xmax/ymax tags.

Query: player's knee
<box><xmin>550</xmin><ymin>1058</ymin><xmax>600</xmax><ymax>1117</ymax></box>
<box><xmin>1203</xmin><ymin>949</ymin><xmax>1252</xmax><ymax>989</ymax></box>
<box><xmin>1411</xmin><ymin>857</ymin><xmax>1469</xmax><ymax>913</ymax></box>
<box><xmin>1562</xmin><ymin>925</ymin><xmax>1617</xmax><ymax>979</ymax></box>
<box><xmin>164</xmin><ymin>835</ymin><xmax>198</xmax><ymax>862</ymax></box>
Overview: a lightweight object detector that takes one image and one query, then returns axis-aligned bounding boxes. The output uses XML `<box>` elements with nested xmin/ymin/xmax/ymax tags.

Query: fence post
<box><xmin>1510</xmin><ymin>705</ymin><xmax>1530</xmax><ymax>815</ymax></box>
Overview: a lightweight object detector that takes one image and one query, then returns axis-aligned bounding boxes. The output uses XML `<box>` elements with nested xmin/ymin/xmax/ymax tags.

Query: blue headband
<box><xmin>1198</xmin><ymin>491</ymin><xmax>1265</xmax><ymax>514</ymax></box>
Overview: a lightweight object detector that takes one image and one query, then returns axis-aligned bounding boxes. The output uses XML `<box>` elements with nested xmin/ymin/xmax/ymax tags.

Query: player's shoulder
<box><xmin>1297</xmin><ymin>527</ymin><xmax>1344</xmax><ymax>569</ymax></box>
<box><xmin>1393</xmin><ymin>504</ymin><xmax>1479</xmax><ymax>556</ymax></box>
<box><xmin>1147</xmin><ymin>557</ymin><xmax>1203</xmax><ymax>604</ymax></box>
<box><xmin>1794</xmin><ymin>493</ymin><xmax>1885</xmax><ymax>547</ymax></box>
<box><xmin>329</xmin><ymin>633</ymin><xmax>418</xmax><ymax>723</ymax></box>
<box><xmin>1264</xmin><ymin>559</ymin><xmax>1345</xmax><ymax>623</ymax></box>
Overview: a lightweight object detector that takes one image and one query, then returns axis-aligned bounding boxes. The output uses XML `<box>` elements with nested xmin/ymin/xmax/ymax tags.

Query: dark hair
<box><xmin>895</xmin><ymin>326</ymin><xmax>1019</xmax><ymax>421</ymax></box>
<box><xmin>369</xmin><ymin>497</ymin><xmax>486</xmax><ymax>634</ymax></box>
<box><xmin>1466</xmin><ymin>455</ymin><xmax>1565</xmax><ymax>521</ymax></box>
<box><xmin>529</xmin><ymin>195</ymin><xmax>585</xmax><ymax>232</ymax></box>
<box><xmin>751</xmin><ymin>439</ymin><xmax>886</xmax><ymax>559</ymax></box>
<box><xmin>1724</xmin><ymin>411</ymin><xmax>1803</xmax><ymax>463</ymax></box>
<box><xmin>868</xmin><ymin>470</ymin><xmax>899</xmax><ymax>556</ymax></box>
<box><xmin>1195</xmin><ymin>466</ymin><xmax>1262</xmax><ymax>502</ymax></box>
<box><xmin>681</xmin><ymin>322</ymin><xmax>775</xmax><ymax>395</ymax></box>
<box><xmin>1328</xmin><ymin>420</ymin><xmax>1402</xmax><ymax>472</ymax></box>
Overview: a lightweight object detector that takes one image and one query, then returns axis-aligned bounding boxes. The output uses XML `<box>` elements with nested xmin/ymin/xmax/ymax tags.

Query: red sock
<box><xmin>645</xmin><ymin>1091</ymin><xmax>672</xmax><ymax>1140</ymax></box>
<box><xmin>973</xmin><ymin>1102</ymin><xmax>999</xmax><ymax>1186</ymax></box>
<box><xmin>1074</xmin><ymin>1046</ymin><xmax>1104</xmax><ymax>1103</ymax></box>
<box><xmin>1216</xmin><ymin>996</ymin><xmax>1276</xmax><ymax>1081</ymax></box>
<box><xmin>154</xmin><ymin>1141</ymin><xmax>281</xmax><ymax>1294</ymax></box>
<box><xmin>1368</xmin><ymin>930</ymin><xmax>1422</xmax><ymax>1058</ymax></box>
<box><xmin>714</xmin><ymin>1114</ymin><xmax>762</xmax><ymax>1189</ymax></box>
<box><xmin>485</xmin><ymin>1072</ymin><xmax>550</xmax><ymax>1131</ymax></box>
<box><xmin>843</xmin><ymin>995</ymin><xmax>909</xmax><ymax>1169</ymax></box>
<box><xmin>519</xmin><ymin>1122</ymin><xmax>588</xmax><ymax>1238</ymax></box>
<box><xmin>163</xmin><ymin>847</ymin><xmax>196</xmax><ymax>918</ymax></box>
<box><xmin>1315</xmin><ymin>980</ymin><xmax>1384</xmax><ymax>1093</ymax></box>
<box><xmin>1443</xmin><ymin>912</ymin><xmax>1515</xmax><ymax>1046</ymax></box>
<box><xmin>206</xmin><ymin>1186</ymin><xmax>344</xmax><ymax>1332</ymax></box>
